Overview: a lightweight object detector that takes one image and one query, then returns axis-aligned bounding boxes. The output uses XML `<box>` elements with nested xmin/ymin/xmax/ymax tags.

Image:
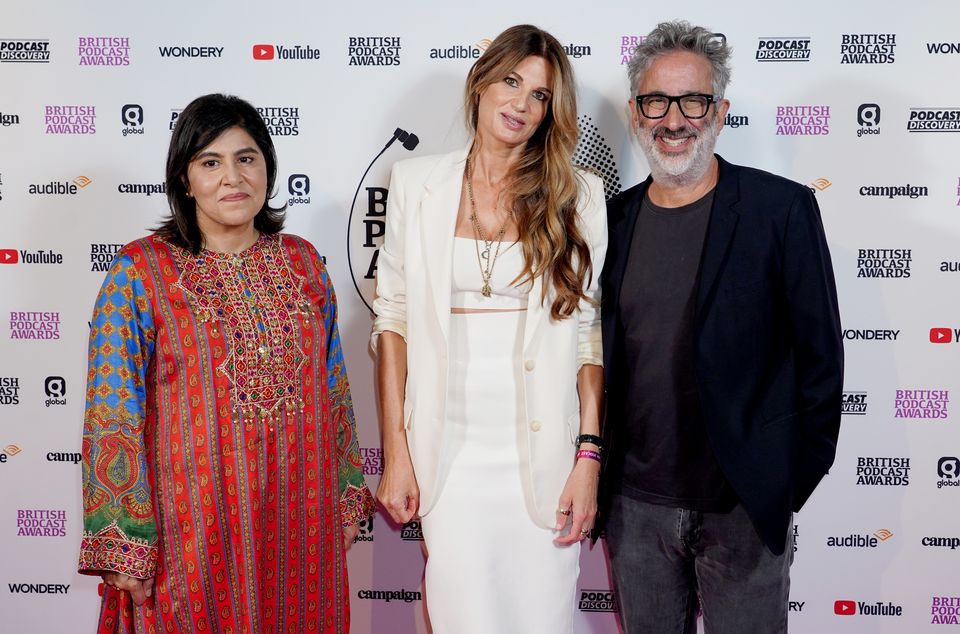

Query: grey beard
<box><xmin>639</xmin><ymin>122</ymin><xmax>718</xmax><ymax>188</ymax></box>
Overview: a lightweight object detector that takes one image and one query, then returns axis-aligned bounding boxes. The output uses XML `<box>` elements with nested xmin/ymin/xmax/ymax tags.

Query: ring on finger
<box><xmin>558</xmin><ymin>507</ymin><xmax>572</xmax><ymax>516</ymax></box>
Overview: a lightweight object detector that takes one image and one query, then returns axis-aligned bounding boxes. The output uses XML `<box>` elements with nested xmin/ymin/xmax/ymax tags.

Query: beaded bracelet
<box><xmin>576</xmin><ymin>434</ymin><xmax>604</xmax><ymax>451</ymax></box>
<box><xmin>576</xmin><ymin>449</ymin><xmax>602</xmax><ymax>462</ymax></box>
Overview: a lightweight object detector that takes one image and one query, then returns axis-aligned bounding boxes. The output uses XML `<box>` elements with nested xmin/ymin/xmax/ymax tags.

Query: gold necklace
<box><xmin>465</xmin><ymin>158</ymin><xmax>512</xmax><ymax>298</ymax></box>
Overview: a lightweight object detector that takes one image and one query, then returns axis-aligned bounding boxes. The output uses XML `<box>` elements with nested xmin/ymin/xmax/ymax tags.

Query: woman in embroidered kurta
<box><xmin>77</xmin><ymin>94</ymin><xmax>374</xmax><ymax>633</ymax></box>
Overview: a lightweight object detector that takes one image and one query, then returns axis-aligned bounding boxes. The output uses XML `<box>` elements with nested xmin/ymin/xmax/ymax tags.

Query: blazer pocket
<box><xmin>762</xmin><ymin>410</ymin><xmax>797</xmax><ymax>430</ymax></box>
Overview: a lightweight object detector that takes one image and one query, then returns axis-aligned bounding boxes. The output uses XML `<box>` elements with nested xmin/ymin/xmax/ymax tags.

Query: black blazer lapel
<box><xmin>601</xmin><ymin>177</ymin><xmax>650</xmax><ymax>373</ymax></box>
<box><xmin>696</xmin><ymin>156</ymin><xmax>741</xmax><ymax>319</ymax></box>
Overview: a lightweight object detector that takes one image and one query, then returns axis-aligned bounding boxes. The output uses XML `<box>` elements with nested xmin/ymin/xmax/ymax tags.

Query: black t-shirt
<box><xmin>614</xmin><ymin>189</ymin><xmax>736</xmax><ymax>512</ymax></box>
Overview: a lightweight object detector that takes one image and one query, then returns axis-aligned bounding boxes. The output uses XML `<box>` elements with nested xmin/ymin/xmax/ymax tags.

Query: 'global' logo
<box><xmin>857</xmin><ymin>103</ymin><xmax>881</xmax><ymax>137</ymax></box>
<box><xmin>287</xmin><ymin>174</ymin><xmax>310</xmax><ymax>206</ymax></box>
<box><xmin>938</xmin><ymin>457</ymin><xmax>959</xmax><ymax>489</ymax></box>
<box><xmin>121</xmin><ymin>104</ymin><xmax>144</xmax><ymax>136</ymax></box>
<box><xmin>44</xmin><ymin>376</ymin><xmax>66</xmax><ymax>407</ymax></box>
<box><xmin>353</xmin><ymin>516</ymin><xmax>374</xmax><ymax>543</ymax></box>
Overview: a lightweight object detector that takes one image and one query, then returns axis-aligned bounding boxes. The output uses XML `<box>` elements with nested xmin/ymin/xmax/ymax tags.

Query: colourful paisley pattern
<box><xmin>78</xmin><ymin>234</ymin><xmax>374</xmax><ymax>633</ymax></box>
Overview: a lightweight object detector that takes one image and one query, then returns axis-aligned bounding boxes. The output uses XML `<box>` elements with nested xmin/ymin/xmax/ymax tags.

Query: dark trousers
<box><xmin>605</xmin><ymin>494</ymin><xmax>793</xmax><ymax>634</ymax></box>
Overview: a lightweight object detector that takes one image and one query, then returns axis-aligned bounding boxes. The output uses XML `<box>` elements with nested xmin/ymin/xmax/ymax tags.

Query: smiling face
<box><xmin>185</xmin><ymin>125</ymin><xmax>268</xmax><ymax>245</ymax></box>
<box><xmin>630</xmin><ymin>50</ymin><xmax>730</xmax><ymax>187</ymax></box>
<box><xmin>475</xmin><ymin>55</ymin><xmax>553</xmax><ymax>152</ymax></box>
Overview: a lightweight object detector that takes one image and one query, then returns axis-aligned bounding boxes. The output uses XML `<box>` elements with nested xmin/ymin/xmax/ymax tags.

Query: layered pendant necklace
<box><xmin>465</xmin><ymin>159</ymin><xmax>513</xmax><ymax>297</ymax></box>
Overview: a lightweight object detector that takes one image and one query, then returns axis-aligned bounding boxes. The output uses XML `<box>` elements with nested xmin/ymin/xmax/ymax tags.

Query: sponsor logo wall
<box><xmin>0</xmin><ymin>3</ymin><xmax>957</xmax><ymax>633</ymax></box>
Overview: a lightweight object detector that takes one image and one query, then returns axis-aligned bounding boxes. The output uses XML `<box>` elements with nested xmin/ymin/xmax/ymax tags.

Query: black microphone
<box><xmin>384</xmin><ymin>127</ymin><xmax>420</xmax><ymax>152</ymax></box>
<box><xmin>347</xmin><ymin>126</ymin><xmax>421</xmax><ymax>312</ymax></box>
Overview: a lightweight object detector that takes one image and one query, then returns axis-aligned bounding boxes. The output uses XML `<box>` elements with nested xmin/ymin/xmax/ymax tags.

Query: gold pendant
<box><xmin>481</xmin><ymin>282</ymin><xmax>492</xmax><ymax>297</ymax></box>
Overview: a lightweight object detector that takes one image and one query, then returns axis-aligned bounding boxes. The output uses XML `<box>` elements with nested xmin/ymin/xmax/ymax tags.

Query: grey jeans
<box><xmin>605</xmin><ymin>494</ymin><xmax>793</xmax><ymax>634</ymax></box>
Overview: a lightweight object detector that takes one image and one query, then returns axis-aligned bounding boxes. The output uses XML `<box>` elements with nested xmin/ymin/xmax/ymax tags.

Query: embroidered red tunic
<box><xmin>78</xmin><ymin>233</ymin><xmax>374</xmax><ymax>633</ymax></box>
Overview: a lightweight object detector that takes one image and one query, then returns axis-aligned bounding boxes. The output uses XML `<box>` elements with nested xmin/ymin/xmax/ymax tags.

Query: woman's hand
<box><xmin>554</xmin><ymin>457</ymin><xmax>600</xmax><ymax>545</ymax></box>
<box><xmin>376</xmin><ymin>452</ymin><xmax>420</xmax><ymax>525</ymax></box>
<box><xmin>103</xmin><ymin>572</ymin><xmax>155</xmax><ymax>606</ymax></box>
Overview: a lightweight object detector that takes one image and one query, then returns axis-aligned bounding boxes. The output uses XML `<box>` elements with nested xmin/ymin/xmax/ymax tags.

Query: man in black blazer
<box><xmin>598</xmin><ymin>21</ymin><xmax>843</xmax><ymax>634</ymax></box>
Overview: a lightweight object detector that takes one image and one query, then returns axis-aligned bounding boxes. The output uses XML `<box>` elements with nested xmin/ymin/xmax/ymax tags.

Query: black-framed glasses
<box><xmin>635</xmin><ymin>93</ymin><xmax>716</xmax><ymax>119</ymax></box>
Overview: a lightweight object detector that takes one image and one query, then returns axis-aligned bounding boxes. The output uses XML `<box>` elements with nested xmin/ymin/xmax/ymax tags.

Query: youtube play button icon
<box><xmin>253</xmin><ymin>44</ymin><xmax>275</xmax><ymax>60</ymax></box>
<box><xmin>834</xmin><ymin>599</ymin><xmax>856</xmax><ymax>616</ymax></box>
<box><xmin>930</xmin><ymin>327</ymin><xmax>953</xmax><ymax>344</ymax></box>
<box><xmin>0</xmin><ymin>249</ymin><xmax>19</xmax><ymax>264</ymax></box>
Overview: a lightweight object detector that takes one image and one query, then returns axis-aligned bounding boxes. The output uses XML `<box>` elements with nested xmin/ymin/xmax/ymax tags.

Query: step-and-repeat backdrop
<box><xmin>1</xmin><ymin>1</ymin><xmax>958</xmax><ymax>632</ymax></box>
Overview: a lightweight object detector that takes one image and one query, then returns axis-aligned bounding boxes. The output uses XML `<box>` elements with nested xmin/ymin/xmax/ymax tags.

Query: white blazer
<box><xmin>372</xmin><ymin>146</ymin><xmax>608</xmax><ymax>528</ymax></box>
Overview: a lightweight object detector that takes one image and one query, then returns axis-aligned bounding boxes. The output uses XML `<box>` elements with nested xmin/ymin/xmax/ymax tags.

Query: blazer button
<box><xmin>524</xmin><ymin>359</ymin><xmax>535</xmax><ymax>372</ymax></box>
<box><xmin>530</xmin><ymin>420</ymin><xmax>542</xmax><ymax>432</ymax></box>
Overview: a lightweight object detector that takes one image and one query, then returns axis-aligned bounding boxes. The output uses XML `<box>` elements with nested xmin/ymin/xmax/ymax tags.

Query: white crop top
<box><xmin>451</xmin><ymin>237</ymin><xmax>531</xmax><ymax>309</ymax></box>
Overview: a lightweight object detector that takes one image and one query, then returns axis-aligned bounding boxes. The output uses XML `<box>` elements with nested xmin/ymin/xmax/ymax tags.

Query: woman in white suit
<box><xmin>373</xmin><ymin>24</ymin><xmax>607</xmax><ymax>633</ymax></box>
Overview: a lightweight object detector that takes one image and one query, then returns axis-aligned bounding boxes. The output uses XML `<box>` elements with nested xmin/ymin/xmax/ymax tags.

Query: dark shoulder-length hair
<box><xmin>463</xmin><ymin>25</ymin><xmax>592</xmax><ymax>320</ymax></box>
<box><xmin>154</xmin><ymin>93</ymin><xmax>285</xmax><ymax>253</ymax></box>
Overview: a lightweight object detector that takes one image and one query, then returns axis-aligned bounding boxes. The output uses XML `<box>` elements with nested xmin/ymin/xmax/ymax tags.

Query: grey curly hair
<box><xmin>627</xmin><ymin>20</ymin><xmax>732</xmax><ymax>99</ymax></box>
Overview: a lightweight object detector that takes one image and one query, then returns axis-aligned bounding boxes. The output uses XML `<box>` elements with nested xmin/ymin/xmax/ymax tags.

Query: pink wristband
<box><xmin>576</xmin><ymin>449</ymin><xmax>601</xmax><ymax>462</ymax></box>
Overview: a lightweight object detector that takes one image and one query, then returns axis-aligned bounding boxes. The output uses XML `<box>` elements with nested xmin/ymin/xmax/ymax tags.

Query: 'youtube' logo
<box><xmin>252</xmin><ymin>44</ymin><xmax>275</xmax><ymax>60</ymax></box>
<box><xmin>0</xmin><ymin>249</ymin><xmax>19</xmax><ymax>264</ymax></box>
<box><xmin>835</xmin><ymin>600</ymin><xmax>856</xmax><ymax>616</ymax></box>
<box><xmin>930</xmin><ymin>327</ymin><xmax>953</xmax><ymax>344</ymax></box>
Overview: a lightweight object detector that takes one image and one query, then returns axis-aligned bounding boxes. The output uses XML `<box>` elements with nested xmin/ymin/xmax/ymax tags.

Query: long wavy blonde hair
<box><xmin>464</xmin><ymin>24</ymin><xmax>593</xmax><ymax>320</ymax></box>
